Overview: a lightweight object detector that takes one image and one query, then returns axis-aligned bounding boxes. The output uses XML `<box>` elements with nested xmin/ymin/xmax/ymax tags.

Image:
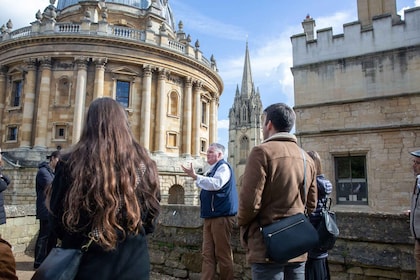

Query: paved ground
<box><xmin>15</xmin><ymin>254</ymin><xmax>179</xmax><ymax>280</ymax></box>
<box><xmin>15</xmin><ymin>254</ymin><xmax>35</xmax><ymax>280</ymax></box>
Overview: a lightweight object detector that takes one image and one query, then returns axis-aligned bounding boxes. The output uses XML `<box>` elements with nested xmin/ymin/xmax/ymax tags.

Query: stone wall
<box><xmin>0</xmin><ymin>204</ymin><xmax>416</xmax><ymax>280</ymax></box>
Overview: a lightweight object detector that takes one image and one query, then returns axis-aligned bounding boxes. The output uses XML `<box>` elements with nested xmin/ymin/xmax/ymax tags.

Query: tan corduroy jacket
<box><xmin>238</xmin><ymin>132</ymin><xmax>318</xmax><ymax>264</ymax></box>
<box><xmin>0</xmin><ymin>237</ymin><xmax>18</xmax><ymax>280</ymax></box>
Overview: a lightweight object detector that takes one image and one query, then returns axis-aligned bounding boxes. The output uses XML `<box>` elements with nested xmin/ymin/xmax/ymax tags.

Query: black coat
<box><xmin>35</xmin><ymin>162</ymin><xmax>54</xmax><ymax>220</ymax></box>
<box><xmin>0</xmin><ymin>171</ymin><xmax>11</xmax><ymax>225</ymax></box>
<box><xmin>49</xmin><ymin>158</ymin><xmax>154</xmax><ymax>280</ymax></box>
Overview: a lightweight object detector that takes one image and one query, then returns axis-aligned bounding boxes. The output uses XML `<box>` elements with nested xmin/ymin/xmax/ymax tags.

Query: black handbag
<box><xmin>31</xmin><ymin>248</ymin><xmax>82</xmax><ymax>280</ymax></box>
<box><xmin>261</xmin><ymin>212</ymin><xmax>319</xmax><ymax>263</ymax></box>
<box><xmin>31</xmin><ymin>232</ymin><xmax>96</xmax><ymax>280</ymax></box>
<box><xmin>317</xmin><ymin>198</ymin><xmax>339</xmax><ymax>251</ymax></box>
<box><xmin>260</xmin><ymin>149</ymin><xmax>319</xmax><ymax>263</ymax></box>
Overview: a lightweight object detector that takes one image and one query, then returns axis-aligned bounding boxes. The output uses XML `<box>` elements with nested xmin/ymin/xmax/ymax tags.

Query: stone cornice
<box><xmin>0</xmin><ymin>34</ymin><xmax>223</xmax><ymax>94</ymax></box>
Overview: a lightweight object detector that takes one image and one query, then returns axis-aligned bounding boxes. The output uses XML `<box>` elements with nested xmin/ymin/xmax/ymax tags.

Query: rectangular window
<box><xmin>335</xmin><ymin>155</ymin><xmax>368</xmax><ymax>205</ymax></box>
<box><xmin>201</xmin><ymin>101</ymin><xmax>208</xmax><ymax>125</ymax></box>
<box><xmin>116</xmin><ymin>80</ymin><xmax>130</xmax><ymax>108</ymax></box>
<box><xmin>167</xmin><ymin>132</ymin><xmax>177</xmax><ymax>148</ymax></box>
<box><xmin>55</xmin><ymin>125</ymin><xmax>67</xmax><ymax>140</ymax></box>
<box><xmin>200</xmin><ymin>140</ymin><xmax>206</xmax><ymax>153</ymax></box>
<box><xmin>6</xmin><ymin>126</ymin><xmax>18</xmax><ymax>141</ymax></box>
<box><xmin>11</xmin><ymin>80</ymin><xmax>22</xmax><ymax>107</ymax></box>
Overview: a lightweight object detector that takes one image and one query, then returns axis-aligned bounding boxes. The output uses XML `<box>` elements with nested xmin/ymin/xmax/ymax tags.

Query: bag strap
<box><xmin>80</xmin><ymin>231</ymin><xmax>98</xmax><ymax>252</ymax></box>
<box><xmin>300</xmin><ymin>148</ymin><xmax>307</xmax><ymax>207</ymax></box>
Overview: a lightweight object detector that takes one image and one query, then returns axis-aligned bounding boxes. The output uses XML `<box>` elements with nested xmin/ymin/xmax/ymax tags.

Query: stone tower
<box><xmin>291</xmin><ymin>0</ymin><xmax>420</xmax><ymax>213</ymax></box>
<box><xmin>228</xmin><ymin>42</ymin><xmax>263</xmax><ymax>186</ymax></box>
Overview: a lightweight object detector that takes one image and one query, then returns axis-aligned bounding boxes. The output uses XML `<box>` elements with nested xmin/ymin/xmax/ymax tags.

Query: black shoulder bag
<box><xmin>260</xmin><ymin>149</ymin><xmax>319</xmax><ymax>263</ymax></box>
<box><xmin>316</xmin><ymin>197</ymin><xmax>339</xmax><ymax>251</ymax></box>
<box><xmin>32</xmin><ymin>232</ymin><xmax>97</xmax><ymax>280</ymax></box>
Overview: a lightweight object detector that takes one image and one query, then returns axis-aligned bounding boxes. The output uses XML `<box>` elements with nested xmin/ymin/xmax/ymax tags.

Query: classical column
<box><xmin>21</xmin><ymin>59</ymin><xmax>37</xmax><ymax>148</ymax></box>
<box><xmin>192</xmin><ymin>81</ymin><xmax>202</xmax><ymax>157</ymax></box>
<box><xmin>209</xmin><ymin>96</ymin><xmax>218</xmax><ymax>145</ymax></box>
<box><xmin>182</xmin><ymin>77</ymin><xmax>193</xmax><ymax>156</ymax></box>
<box><xmin>155</xmin><ymin>68</ymin><xmax>167</xmax><ymax>153</ymax></box>
<box><xmin>93</xmin><ymin>57</ymin><xmax>107</xmax><ymax>99</ymax></box>
<box><xmin>72</xmin><ymin>57</ymin><xmax>88</xmax><ymax>143</ymax></box>
<box><xmin>0</xmin><ymin>66</ymin><xmax>7</xmax><ymax>131</ymax></box>
<box><xmin>140</xmin><ymin>65</ymin><xmax>152</xmax><ymax>150</ymax></box>
<box><xmin>34</xmin><ymin>57</ymin><xmax>52</xmax><ymax>149</ymax></box>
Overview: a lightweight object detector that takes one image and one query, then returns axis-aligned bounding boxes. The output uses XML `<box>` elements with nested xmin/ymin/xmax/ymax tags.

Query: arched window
<box><xmin>56</xmin><ymin>77</ymin><xmax>70</xmax><ymax>106</ymax></box>
<box><xmin>168</xmin><ymin>91</ymin><xmax>179</xmax><ymax>116</ymax></box>
<box><xmin>240</xmin><ymin>135</ymin><xmax>249</xmax><ymax>163</ymax></box>
<box><xmin>168</xmin><ymin>184</ymin><xmax>185</xmax><ymax>204</ymax></box>
<box><xmin>242</xmin><ymin>105</ymin><xmax>248</xmax><ymax>122</ymax></box>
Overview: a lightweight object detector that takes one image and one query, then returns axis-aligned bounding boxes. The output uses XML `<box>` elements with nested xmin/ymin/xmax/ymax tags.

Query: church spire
<box><xmin>240</xmin><ymin>41</ymin><xmax>253</xmax><ymax>97</ymax></box>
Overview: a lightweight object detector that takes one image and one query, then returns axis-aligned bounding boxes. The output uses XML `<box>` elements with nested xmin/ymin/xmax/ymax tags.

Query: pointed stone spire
<box><xmin>240</xmin><ymin>41</ymin><xmax>253</xmax><ymax>98</ymax></box>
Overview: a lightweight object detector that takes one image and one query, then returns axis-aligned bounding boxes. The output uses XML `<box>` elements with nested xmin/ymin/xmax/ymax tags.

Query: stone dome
<box><xmin>57</xmin><ymin>0</ymin><xmax>152</xmax><ymax>10</ymax></box>
<box><xmin>56</xmin><ymin>0</ymin><xmax>175</xmax><ymax>30</ymax></box>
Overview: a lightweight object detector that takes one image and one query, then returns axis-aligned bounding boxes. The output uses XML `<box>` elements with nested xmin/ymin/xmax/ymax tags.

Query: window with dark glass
<box><xmin>335</xmin><ymin>155</ymin><xmax>368</xmax><ymax>205</ymax></box>
<box><xmin>201</xmin><ymin>140</ymin><xmax>206</xmax><ymax>153</ymax></box>
<box><xmin>116</xmin><ymin>80</ymin><xmax>130</xmax><ymax>108</ymax></box>
<box><xmin>11</xmin><ymin>80</ymin><xmax>22</xmax><ymax>107</ymax></box>
<box><xmin>7</xmin><ymin>126</ymin><xmax>18</xmax><ymax>141</ymax></box>
<box><xmin>55</xmin><ymin>125</ymin><xmax>66</xmax><ymax>140</ymax></box>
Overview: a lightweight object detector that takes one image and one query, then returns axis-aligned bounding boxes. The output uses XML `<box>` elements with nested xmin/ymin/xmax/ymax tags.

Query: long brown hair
<box><xmin>307</xmin><ymin>150</ymin><xmax>322</xmax><ymax>175</ymax></box>
<box><xmin>63</xmin><ymin>97</ymin><xmax>160</xmax><ymax>250</ymax></box>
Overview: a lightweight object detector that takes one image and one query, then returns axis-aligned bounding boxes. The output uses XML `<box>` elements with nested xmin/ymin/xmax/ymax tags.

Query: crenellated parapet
<box><xmin>291</xmin><ymin>6</ymin><xmax>420</xmax><ymax>67</ymax></box>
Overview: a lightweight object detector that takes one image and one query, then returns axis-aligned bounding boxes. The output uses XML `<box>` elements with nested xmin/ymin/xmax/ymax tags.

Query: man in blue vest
<box><xmin>182</xmin><ymin>143</ymin><xmax>238</xmax><ymax>280</ymax></box>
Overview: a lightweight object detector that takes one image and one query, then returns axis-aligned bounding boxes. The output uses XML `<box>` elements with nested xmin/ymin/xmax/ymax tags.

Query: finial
<box><xmin>6</xmin><ymin>19</ymin><xmax>12</xmax><ymax>30</ymax></box>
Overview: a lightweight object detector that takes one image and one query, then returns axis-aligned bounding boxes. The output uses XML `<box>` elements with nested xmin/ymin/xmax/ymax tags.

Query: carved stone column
<box><xmin>0</xmin><ymin>66</ymin><xmax>7</xmax><ymax>130</ymax></box>
<box><xmin>93</xmin><ymin>57</ymin><xmax>107</xmax><ymax>99</ymax></box>
<box><xmin>21</xmin><ymin>59</ymin><xmax>37</xmax><ymax>148</ymax></box>
<box><xmin>192</xmin><ymin>81</ymin><xmax>202</xmax><ymax>157</ymax></box>
<box><xmin>155</xmin><ymin>68</ymin><xmax>167</xmax><ymax>153</ymax></box>
<box><xmin>140</xmin><ymin>65</ymin><xmax>152</xmax><ymax>150</ymax></box>
<box><xmin>182</xmin><ymin>77</ymin><xmax>193</xmax><ymax>156</ymax></box>
<box><xmin>209</xmin><ymin>95</ymin><xmax>218</xmax><ymax>145</ymax></box>
<box><xmin>34</xmin><ymin>57</ymin><xmax>52</xmax><ymax>148</ymax></box>
<box><xmin>72</xmin><ymin>57</ymin><xmax>88</xmax><ymax>143</ymax></box>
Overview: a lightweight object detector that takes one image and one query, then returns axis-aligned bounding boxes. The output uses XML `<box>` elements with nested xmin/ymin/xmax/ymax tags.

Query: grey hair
<box><xmin>209</xmin><ymin>143</ymin><xmax>225</xmax><ymax>155</ymax></box>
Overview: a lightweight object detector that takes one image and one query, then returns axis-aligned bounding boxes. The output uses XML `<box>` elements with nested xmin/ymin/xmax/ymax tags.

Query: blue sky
<box><xmin>1</xmin><ymin>0</ymin><xmax>419</xmax><ymax>154</ymax></box>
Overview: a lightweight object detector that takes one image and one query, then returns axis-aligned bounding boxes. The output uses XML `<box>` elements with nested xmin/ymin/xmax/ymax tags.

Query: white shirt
<box><xmin>195</xmin><ymin>162</ymin><xmax>231</xmax><ymax>191</ymax></box>
<box><xmin>417</xmin><ymin>175</ymin><xmax>420</xmax><ymax>189</ymax></box>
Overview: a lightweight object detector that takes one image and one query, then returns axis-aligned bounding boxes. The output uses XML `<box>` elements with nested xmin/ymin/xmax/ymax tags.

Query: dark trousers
<box><xmin>34</xmin><ymin>219</ymin><xmax>56</xmax><ymax>268</ymax></box>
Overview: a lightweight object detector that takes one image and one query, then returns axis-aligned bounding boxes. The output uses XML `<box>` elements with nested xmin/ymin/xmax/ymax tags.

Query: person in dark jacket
<box><xmin>49</xmin><ymin>97</ymin><xmax>160</xmax><ymax>280</ymax></box>
<box><xmin>305</xmin><ymin>151</ymin><xmax>333</xmax><ymax>280</ymax></box>
<box><xmin>34</xmin><ymin>150</ymin><xmax>60</xmax><ymax>269</ymax></box>
<box><xmin>409</xmin><ymin>149</ymin><xmax>420</xmax><ymax>280</ymax></box>
<box><xmin>0</xmin><ymin>148</ymin><xmax>11</xmax><ymax>226</ymax></box>
<box><xmin>181</xmin><ymin>143</ymin><xmax>238</xmax><ymax>280</ymax></box>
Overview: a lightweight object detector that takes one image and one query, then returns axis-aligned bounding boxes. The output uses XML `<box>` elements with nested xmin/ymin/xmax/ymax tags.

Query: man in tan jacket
<box><xmin>238</xmin><ymin>103</ymin><xmax>318</xmax><ymax>280</ymax></box>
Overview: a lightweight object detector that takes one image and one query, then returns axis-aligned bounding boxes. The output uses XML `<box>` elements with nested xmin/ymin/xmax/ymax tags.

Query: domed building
<box><xmin>0</xmin><ymin>0</ymin><xmax>223</xmax><ymax>205</ymax></box>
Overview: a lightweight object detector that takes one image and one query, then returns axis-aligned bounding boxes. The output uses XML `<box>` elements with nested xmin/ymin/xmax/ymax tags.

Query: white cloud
<box><xmin>217</xmin><ymin>119</ymin><xmax>229</xmax><ymax>130</ymax></box>
<box><xmin>0</xmin><ymin>0</ymin><xmax>47</xmax><ymax>29</ymax></box>
<box><xmin>170</xmin><ymin>1</ymin><xmax>246</xmax><ymax>42</ymax></box>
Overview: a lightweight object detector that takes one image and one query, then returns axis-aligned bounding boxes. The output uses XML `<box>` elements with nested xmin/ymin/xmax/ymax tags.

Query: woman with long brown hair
<box><xmin>49</xmin><ymin>97</ymin><xmax>160</xmax><ymax>279</ymax></box>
